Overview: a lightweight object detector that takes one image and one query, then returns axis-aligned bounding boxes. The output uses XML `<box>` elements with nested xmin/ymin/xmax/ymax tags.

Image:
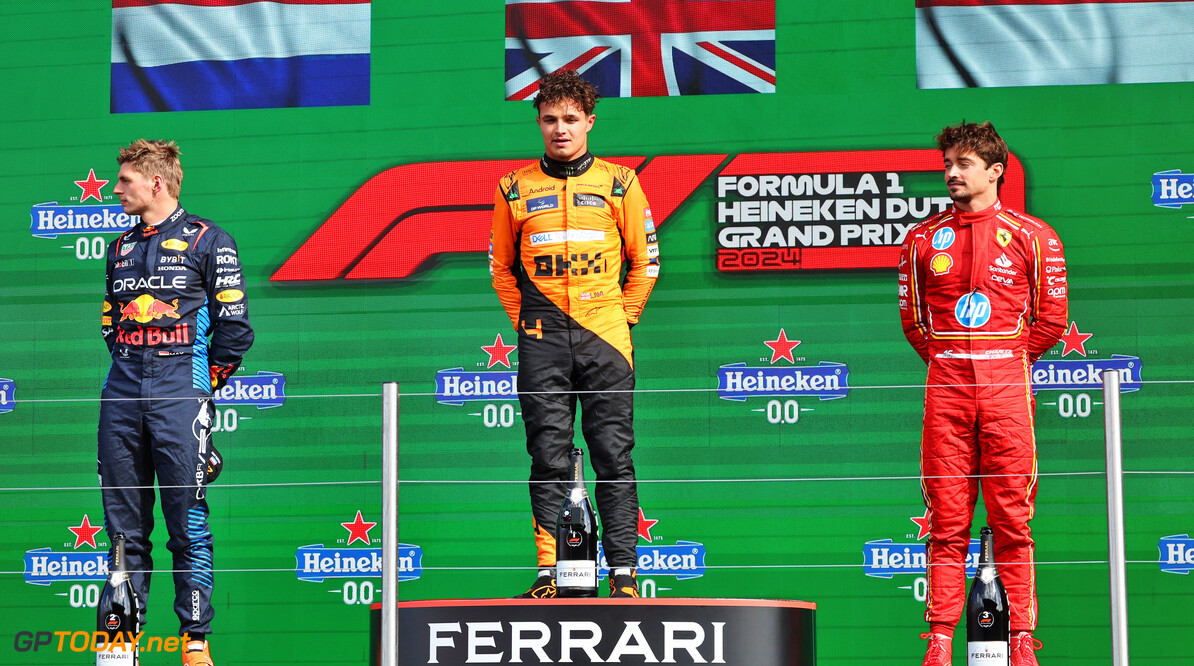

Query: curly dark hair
<box><xmin>936</xmin><ymin>121</ymin><xmax>1009</xmax><ymax>190</ymax></box>
<box><xmin>534</xmin><ymin>69</ymin><xmax>600</xmax><ymax>116</ymax></box>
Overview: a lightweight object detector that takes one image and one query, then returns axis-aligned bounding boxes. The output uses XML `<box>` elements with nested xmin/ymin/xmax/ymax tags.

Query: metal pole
<box><xmin>1103</xmin><ymin>370</ymin><xmax>1129</xmax><ymax>666</ymax></box>
<box><xmin>381</xmin><ymin>382</ymin><xmax>399</xmax><ymax>666</ymax></box>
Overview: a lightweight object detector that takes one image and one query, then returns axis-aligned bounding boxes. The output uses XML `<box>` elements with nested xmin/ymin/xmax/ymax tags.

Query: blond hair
<box><xmin>117</xmin><ymin>139</ymin><xmax>184</xmax><ymax>198</ymax></box>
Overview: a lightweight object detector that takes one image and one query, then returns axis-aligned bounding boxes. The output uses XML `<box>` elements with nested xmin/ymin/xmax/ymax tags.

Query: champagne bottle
<box><xmin>96</xmin><ymin>533</ymin><xmax>139</xmax><ymax>665</ymax></box>
<box><xmin>966</xmin><ymin>526</ymin><xmax>1010</xmax><ymax>666</ymax></box>
<box><xmin>555</xmin><ymin>448</ymin><xmax>598</xmax><ymax>597</ymax></box>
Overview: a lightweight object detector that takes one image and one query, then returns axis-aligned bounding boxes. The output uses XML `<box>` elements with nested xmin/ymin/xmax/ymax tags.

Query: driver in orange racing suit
<box><xmin>489</xmin><ymin>69</ymin><xmax>659</xmax><ymax>599</ymax></box>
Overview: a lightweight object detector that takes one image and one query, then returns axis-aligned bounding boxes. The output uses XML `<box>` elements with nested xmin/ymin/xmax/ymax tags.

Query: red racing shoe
<box><xmin>919</xmin><ymin>632</ymin><xmax>953</xmax><ymax>666</ymax></box>
<box><xmin>1010</xmin><ymin>632</ymin><xmax>1042</xmax><ymax>666</ymax></box>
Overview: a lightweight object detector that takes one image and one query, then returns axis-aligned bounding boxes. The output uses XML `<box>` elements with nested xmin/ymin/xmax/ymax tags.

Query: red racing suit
<box><xmin>898</xmin><ymin>200</ymin><xmax>1067</xmax><ymax>633</ymax></box>
<box><xmin>490</xmin><ymin>152</ymin><xmax>659</xmax><ymax>569</ymax></box>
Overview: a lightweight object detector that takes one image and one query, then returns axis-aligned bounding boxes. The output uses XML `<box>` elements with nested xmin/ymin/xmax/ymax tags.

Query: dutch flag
<box><xmin>111</xmin><ymin>0</ymin><xmax>370</xmax><ymax>113</ymax></box>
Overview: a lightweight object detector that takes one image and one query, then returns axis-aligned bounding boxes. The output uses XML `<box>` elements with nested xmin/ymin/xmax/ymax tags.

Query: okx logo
<box><xmin>30</xmin><ymin>169</ymin><xmax>138</xmax><ymax>240</ymax></box>
<box><xmin>295</xmin><ymin>511</ymin><xmax>422</xmax><ymax>606</ymax></box>
<box><xmin>716</xmin><ymin>329</ymin><xmax>849</xmax><ymax>423</ymax></box>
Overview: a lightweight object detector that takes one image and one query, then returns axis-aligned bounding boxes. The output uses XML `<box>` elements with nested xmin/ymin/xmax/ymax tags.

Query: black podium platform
<box><xmin>374</xmin><ymin>598</ymin><xmax>816</xmax><ymax>665</ymax></box>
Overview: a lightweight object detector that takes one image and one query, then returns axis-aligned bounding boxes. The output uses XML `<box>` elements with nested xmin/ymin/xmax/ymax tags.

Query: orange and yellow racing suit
<box><xmin>490</xmin><ymin>152</ymin><xmax>659</xmax><ymax>569</ymax></box>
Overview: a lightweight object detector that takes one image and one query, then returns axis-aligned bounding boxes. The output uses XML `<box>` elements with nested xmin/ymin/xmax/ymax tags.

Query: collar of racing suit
<box><xmin>950</xmin><ymin>199</ymin><xmax>1001</xmax><ymax>226</ymax></box>
<box><xmin>136</xmin><ymin>205</ymin><xmax>187</xmax><ymax>236</ymax></box>
<box><xmin>540</xmin><ymin>152</ymin><xmax>595</xmax><ymax>179</ymax></box>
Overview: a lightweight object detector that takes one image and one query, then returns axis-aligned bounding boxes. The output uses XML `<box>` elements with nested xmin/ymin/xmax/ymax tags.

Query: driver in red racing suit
<box><xmin>898</xmin><ymin>122</ymin><xmax>1066</xmax><ymax>666</ymax></box>
<box><xmin>490</xmin><ymin>70</ymin><xmax>659</xmax><ymax>599</ymax></box>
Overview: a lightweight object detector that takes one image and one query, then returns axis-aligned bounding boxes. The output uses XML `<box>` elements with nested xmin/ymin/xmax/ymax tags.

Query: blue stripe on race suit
<box><xmin>192</xmin><ymin>302</ymin><xmax>210</xmax><ymax>390</ymax></box>
<box><xmin>187</xmin><ymin>507</ymin><xmax>213</xmax><ymax>588</ymax></box>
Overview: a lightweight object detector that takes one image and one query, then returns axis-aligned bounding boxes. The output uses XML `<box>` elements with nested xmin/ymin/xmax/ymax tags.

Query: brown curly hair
<box><xmin>534</xmin><ymin>69</ymin><xmax>600</xmax><ymax>116</ymax></box>
<box><xmin>936</xmin><ymin>121</ymin><xmax>1008</xmax><ymax>190</ymax></box>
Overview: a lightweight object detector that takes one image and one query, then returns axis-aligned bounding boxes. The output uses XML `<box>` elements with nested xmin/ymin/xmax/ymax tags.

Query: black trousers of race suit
<box><xmin>98</xmin><ymin>349</ymin><xmax>215</xmax><ymax>635</ymax></box>
<box><xmin>517</xmin><ymin>307</ymin><xmax>639</xmax><ymax>569</ymax></box>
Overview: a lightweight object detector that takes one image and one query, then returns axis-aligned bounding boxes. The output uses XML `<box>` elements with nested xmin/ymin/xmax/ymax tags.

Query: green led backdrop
<box><xmin>1</xmin><ymin>2</ymin><xmax>1192</xmax><ymax>664</ymax></box>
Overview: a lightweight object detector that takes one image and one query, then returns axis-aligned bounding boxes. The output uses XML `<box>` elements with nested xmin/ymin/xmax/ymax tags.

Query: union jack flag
<box><xmin>506</xmin><ymin>0</ymin><xmax>776</xmax><ymax>99</ymax></box>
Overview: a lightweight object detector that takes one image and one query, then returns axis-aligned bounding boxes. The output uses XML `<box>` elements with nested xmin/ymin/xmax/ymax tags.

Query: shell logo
<box><xmin>930</xmin><ymin>253</ymin><xmax>953</xmax><ymax>276</ymax></box>
<box><xmin>216</xmin><ymin>289</ymin><xmax>244</xmax><ymax>303</ymax></box>
<box><xmin>103</xmin><ymin>301</ymin><xmax>112</xmax><ymax>313</ymax></box>
<box><xmin>161</xmin><ymin>239</ymin><xmax>189</xmax><ymax>251</ymax></box>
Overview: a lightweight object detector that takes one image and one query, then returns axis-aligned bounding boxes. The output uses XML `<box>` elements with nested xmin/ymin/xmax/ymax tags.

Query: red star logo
<box><xmin>637</xmin><ymin>508</ymin><xmax>659</xmax><ymax>542</ymax></box>
<box><xmin>481</xmin><ymin>334</ymin><xmax>517</xmax><ymax>368</ymax></box>
<box><xmin>764</xmin><ymin>328</ymin><xmax>801</xmax><ymax>364</ymax></box>
<box><xmin>341</xmin><ymin>510</ymin><xmax>377</xmax><ymax>546</ymax></box>
<box><xmin>74</xmin><ymin>169</ymin><xmax>109</xmax><ymax>203</ymax></box>
<box><xmin>1059</xmin><ymin>322</ymin><xmax>1094</xmax><ymax>357</ymax></box>
<box><xmin>911</xmin><ymin>509</ymin><xmax>931</xmax><ymax>541</ymax></box>
<box><xmin>69</xmin><ymin>514</ymin><xmax>103</xmax><ymax>549</ymax></box>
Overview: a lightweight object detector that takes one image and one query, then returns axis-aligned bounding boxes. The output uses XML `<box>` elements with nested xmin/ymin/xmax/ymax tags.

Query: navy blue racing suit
<box><xmin>99</xmin><ymin>205</ymin><xmax>253</xmax><ymax>636</ymax></box>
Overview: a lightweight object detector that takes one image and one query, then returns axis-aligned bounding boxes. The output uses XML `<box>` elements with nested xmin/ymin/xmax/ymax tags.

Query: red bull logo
<box><xmin>116</xmin><ymin>324</ymin><xmax>190</xmax><ymax>346</ymax></box>
<box><xmin>119</xmin><ymin>295</ymin><xmax>180</xmax><ymax>324</ymax></box>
